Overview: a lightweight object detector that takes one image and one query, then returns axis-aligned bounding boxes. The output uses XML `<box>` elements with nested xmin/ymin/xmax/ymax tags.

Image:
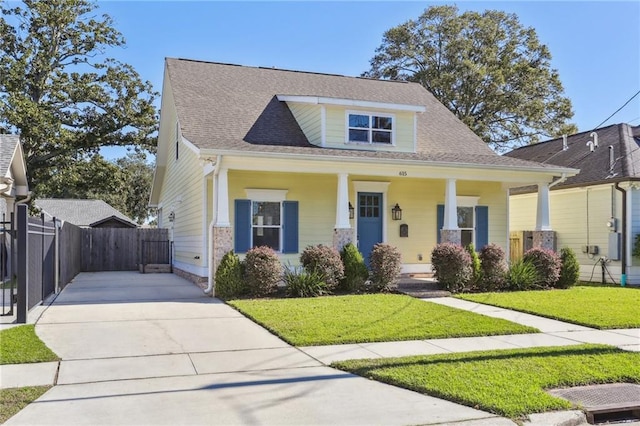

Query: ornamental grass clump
<box><xmin>340</xmin><ymin>243</ymin><xmax>369</xmax><ymax>292</ymax></box>
<box><xmin>506</xmin><ymin>259</ymin><xmax>538</xmax><ymax>291</ymax></box>
<box><xmin>431</xmin><ymin>243</ymin><xmax>471</xmax><ymax>293</ymax></box>
<box><xmin>214</xmin><ymin>250</ymin><xmax>245</xmax><ymax>299</ymax></box>
<box><xmin>300</xmin><ymin>244</ymin><xmax>344</xmax><ymax>291</ymax></box>
<box><xmin>284</xmin><ymin>266</ymin><xmax>329</xmax><ymax>298</ymax></box>
<box><xmin>479</xmin><ymin>244</ymin><xmax>508</xmax><ymax>291</ymax></box>
<box><xmin>369</xmin><ymin>243</ymin><xmax>401</xmax><ymax>292</ymax></box>
<box><xmin>523</xmin><ymin>247</ymin><xmax>561</xmax><ymax>288</ymax></box>
<box><xmin>244</xmin><ymin>246</ymin><xmax>282</xmax><ymax>297</ymax></box>
<box><xmin>557</xmin><ymin>247</ymin><xmax>580</xmax><ymax>289</ymax></box>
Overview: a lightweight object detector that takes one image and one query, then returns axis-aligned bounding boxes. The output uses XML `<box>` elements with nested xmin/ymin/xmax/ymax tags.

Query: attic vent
<box><xmin>562</xmin><ymin>134</ymin><xmax>568</xmax><ymax>151</ymax></box>
<box><xmin>587</xmin><ymin>132</ymin><xmax>599</xmax><ymax>152</ymax></box>
<box><xmin>609</xmin><ymin>145</ymin><xmax>615</xmax><ymax>174</ymax></box>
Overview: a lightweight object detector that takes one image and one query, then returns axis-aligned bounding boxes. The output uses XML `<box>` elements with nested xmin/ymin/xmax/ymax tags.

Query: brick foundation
<box><xmin>333</xmin><ymin>228</ymin><xmax>354</xmax><ymax>251</ymax></box>
<box><xmin>173</xmin><ymin>267</ymin><xmax>207</xmax><ymax>290</ymax></box>
<box><xmin>533</xmin><ymin>230</ymin><xmax>556</xmax><ymax>251</ymax></box>
<box><xmin>211</xmin><ymin>226</ymin><xmax>233</xmax><ymax>278</ymax></box>
<box><xmin>440</xmin><ymin>229</ymin><xmax>462</xmax><ymax>245</ymax></box>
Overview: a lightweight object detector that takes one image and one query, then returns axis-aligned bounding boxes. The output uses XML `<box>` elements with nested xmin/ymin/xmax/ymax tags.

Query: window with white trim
<box><xmin>251</xmin><ymin>201</ymin><xmax>282</xmax><ymax>251</ymax></box>
<box><xmin>347</xmin><ymin>112</ymin><xmax>394</xmax><ymax>144</ymax></box>
<box><xmin>457</xmin><ymin>206</ymin><xmax>474</xmax><ymax>247</ymax></box>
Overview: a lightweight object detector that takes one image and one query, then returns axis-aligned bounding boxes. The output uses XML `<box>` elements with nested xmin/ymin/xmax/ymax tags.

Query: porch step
<box><xmin>139</xmin><ymin>264</ymin><xmax>172</xmax><ymax>274</ymax></box>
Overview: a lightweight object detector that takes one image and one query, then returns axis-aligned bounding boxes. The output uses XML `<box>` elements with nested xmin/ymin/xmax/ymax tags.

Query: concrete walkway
<box><xmin>1</xmin><ymin>272</ymin><xmax>514</xmax><ymax>426</ymax></box>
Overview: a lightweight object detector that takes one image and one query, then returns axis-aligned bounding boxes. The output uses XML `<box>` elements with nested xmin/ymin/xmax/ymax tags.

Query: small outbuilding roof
<box><xmin>35</xmin><ymin>199</ymin><xmax>137</xmax><ymax>228</ymax></box>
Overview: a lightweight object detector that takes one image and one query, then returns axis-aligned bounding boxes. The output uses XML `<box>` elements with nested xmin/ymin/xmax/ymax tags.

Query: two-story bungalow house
<box><xmin>149</xmin><ymin>58</ymin><xmax>577</xmax><ymax>291</ymax></box>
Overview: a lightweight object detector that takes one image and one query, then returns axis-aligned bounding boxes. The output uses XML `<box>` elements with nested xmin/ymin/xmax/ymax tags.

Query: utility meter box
<box><xmin>608</xmin><ymin>233</ymin><xmax>621</xmax><ymax>261</ymax></box>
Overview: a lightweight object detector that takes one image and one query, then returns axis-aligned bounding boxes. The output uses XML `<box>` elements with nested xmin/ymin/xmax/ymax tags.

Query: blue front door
<box><xmin>357</xmin><ymin>192</ymin><xmax>383</xmax><ymax>266</ymax></box>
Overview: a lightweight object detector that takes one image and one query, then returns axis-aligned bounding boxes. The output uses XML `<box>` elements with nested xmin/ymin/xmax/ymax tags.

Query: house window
<box><xmin>347</xmin><ymin>112</ymin><xmax>394</xmax><ymax>144</ymax></box>
<box><xmin>252</xmin><ymin>201</ymin><xmax>281</xmax><ymax>251</ymax></box>
<box><xmin>458</xmin><ymin>206</ymin><xmax>474</xmax><ymax>247</ymax></box>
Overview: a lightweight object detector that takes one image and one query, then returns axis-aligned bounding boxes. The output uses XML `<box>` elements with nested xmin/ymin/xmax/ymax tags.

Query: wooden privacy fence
<box><xmin>81</xmin><ymin>228</ymin><xmax>169</xmax><ymax>271</ymax></box>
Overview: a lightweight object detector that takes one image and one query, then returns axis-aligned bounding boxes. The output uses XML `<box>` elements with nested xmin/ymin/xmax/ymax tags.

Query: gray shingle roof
<box><xmin>35</xmin><ymin>199</ymin><xmax>136</xmax><ymax>227</ymax></box>
<box><xmin>0</xmin><ymin>134</ymin><xmax>20</xmax><ymax>177</ymax></box>
<box><xmin>165</xmin><ymin>58</ymin><xmax>567</xmax><ymax>172</ymax></box>
<box><xmin>505</xmin><ymin>124</ymin><xmax>640</xmax><ymax>193</ymax></box>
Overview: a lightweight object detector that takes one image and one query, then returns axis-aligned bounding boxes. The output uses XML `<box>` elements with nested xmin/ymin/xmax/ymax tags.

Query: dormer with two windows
<box><xmin>277</xmin><ymin>95</ymin><xmax>425</xmax><ymax>153</ymax></box>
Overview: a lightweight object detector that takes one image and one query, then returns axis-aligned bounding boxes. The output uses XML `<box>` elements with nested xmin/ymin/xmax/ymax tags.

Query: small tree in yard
<box><xmin>214</xmin><ymin>251</ymin><xmax>245</xmax><ymax>300</ymax></box>
<box><xmin>466</xmin><ymin>244</ymin><xmax>482</xmax><ymax>288</ymax></box>
<box><xmin>369</xmin><ymin>243</ymin><xmax>402</xmax><ymax>292</ymax></box>
<box><xmin>431</xmin><ymin>243</ymin><xmax>472</xmax><ymax>293</ymax></box>
<box><xmin>479</xmin><ymin>244</ymin><xmax>508</xmax><ymax>291</ymax></box>
<box><xmin>244</xmin><ymin>246</ymin><xmax>283</xmax><ymax>297</ymax></box>
<box><xmin>557</xmin><ymin>247</ymin><xmax>580</xmax><ymax>289</ymax></box>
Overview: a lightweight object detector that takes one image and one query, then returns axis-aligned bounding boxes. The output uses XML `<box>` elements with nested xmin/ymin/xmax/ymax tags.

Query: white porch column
<box><xmin>535</xmin><ymin>183</ymin><xmax>551</xmax><ymax>231</ymax></box>
<box><xmin>335</xmin><ymin>173</ymin><xmax>350</xmax><ymax>229</ymax></box>
<box><xmin>443</xmin><ymin>178</ymin><xmax>458</xmax><ymax>229</ymax></box>
<box><xmin>215</xmin><ymin>168</ymin><xmax>230</xmax><ymax>227</ymax></box>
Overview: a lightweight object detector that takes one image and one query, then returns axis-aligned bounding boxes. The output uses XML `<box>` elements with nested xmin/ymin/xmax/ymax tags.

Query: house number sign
<box><xmin>398</xmin><ymin>171</ymin><xmax>408</xmax><ymax>176</ymax></box>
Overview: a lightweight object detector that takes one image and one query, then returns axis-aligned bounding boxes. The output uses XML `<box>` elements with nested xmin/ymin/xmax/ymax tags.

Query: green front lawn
<box><xmin>333</xmin><ymin>344</ymin><xmax>640</xmax><ymax>418</ymax></box>
<box><xmin>0</xmin><ymin>325</ymin><xmax>59</xmax><ymax>365</ymax></box>
<box><xmin>229</xmin><ymin>294</ymin><xmax>537</xmax><ymax>346</ymax></box>
<box><xmin>458</xmin><ymin>286</ymin><xmax>640</xmax><ymax>329</ymax></box>
<box><xmin>0</xmin><ymin>386</ymin><xmax>51</xmax><ymax>424</ymax></box>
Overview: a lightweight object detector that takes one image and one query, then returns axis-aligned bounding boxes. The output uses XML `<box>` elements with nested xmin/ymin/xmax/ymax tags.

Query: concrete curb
<box><xmin>523</xmin><ymin>410</ymin><xmax>587</xmax><ymax>426</ymax></box>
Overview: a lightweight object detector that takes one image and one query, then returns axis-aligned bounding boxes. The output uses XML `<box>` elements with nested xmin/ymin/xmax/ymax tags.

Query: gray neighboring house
<box><xmin>35</xmin><ymin>199</ymin><xmax>137</xmax><ymax>228</ymax></box>
<box><xmin>0</xmin><ymin>134</ymin><xmax>29</xmax><ymax>219</ymax></box>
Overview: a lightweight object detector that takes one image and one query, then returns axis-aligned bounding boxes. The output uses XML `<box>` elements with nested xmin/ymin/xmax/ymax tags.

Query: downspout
<box><xmin>204</xmin><ymin>155</ymin><xmax>222</xmax><ymax>295</ymax></box>
<box><xmin>614</xmin><ymin>182</ymin><xmax>627</xmax><ymax>286</ymax></box>
<box><xmin>548</xmin><ymin>173</ymin><xmax>567</xmax><ymax>189</ymax></box>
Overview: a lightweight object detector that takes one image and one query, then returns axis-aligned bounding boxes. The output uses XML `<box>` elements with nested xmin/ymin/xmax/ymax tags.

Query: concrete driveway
<box><xmin>6</xmin><ymin>272</ymin><xmax>511</xmax><ymax>425</ymax></box>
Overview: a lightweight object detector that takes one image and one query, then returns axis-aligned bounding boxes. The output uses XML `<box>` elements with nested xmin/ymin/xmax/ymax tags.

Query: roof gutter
<box><xmin>548</xmin><ymin>173</ymin><xmax>568</xmax><ymax>189</ymax></box>
<box><xmin>198</xmin><ymin>148</ymin><xmax>578</xmax><ymax>176</ymax></box>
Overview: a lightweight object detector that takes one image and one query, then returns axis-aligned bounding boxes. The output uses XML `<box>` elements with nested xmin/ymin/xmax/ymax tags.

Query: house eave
<box><xmin>276</xmin><ymin>95</ymin><xmax>427</xmax><ymax>113</ymax></box>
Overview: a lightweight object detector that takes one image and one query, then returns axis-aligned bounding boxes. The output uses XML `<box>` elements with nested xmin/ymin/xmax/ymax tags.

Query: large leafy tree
<box><xmin>0</xmin><ymin>0</ymin><xmax>157</xmax><ymax>190</ymax></box>
<box><xmin>364</xmin><ymin>5</ymin><xmax>577</xmax><ymax>151</ymax></box>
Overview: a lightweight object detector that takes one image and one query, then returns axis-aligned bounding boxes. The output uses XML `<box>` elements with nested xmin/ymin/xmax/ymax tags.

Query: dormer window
<box><xmin>347</xmin><ymin>112</ymin><xmax>394</xmax><ymax>144</ymax></box>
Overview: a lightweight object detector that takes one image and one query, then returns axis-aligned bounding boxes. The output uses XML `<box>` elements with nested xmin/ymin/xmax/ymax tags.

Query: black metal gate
<box><xmin>1</xmin><ymin>212</ymin><xmax>15</xmax><ymax>316</ymax></box>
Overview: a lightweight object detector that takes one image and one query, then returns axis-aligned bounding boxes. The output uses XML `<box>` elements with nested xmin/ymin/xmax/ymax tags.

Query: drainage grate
<box><xmin>549</xmin><ymin>383</ymin><xmax>640</xmax><ymax>424</ymax></box>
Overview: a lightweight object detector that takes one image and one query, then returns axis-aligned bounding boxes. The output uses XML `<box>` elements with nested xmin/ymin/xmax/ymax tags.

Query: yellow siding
<box><xmin>228</xmin><ymin>171</ymin><xmax>337</xmax><ymax>265</ymax></box>
<box><xmin>510</xmin><ymin>184</ymin><xmax>623</xmax><ymax>282</ymax></box>
<box><xmin>288</xmin><ymin>104</ymin><xmax>321</xmax><ymax>146</ymax></box>
<box><xmin>156</xmin><ymin>81</ymin><xmax>205</xmax><ymax>270</ymax></box>
<box><xmin>324</xmin><ymin>106</ymin><xmax>415</xmax><ymax>152</ymax></box>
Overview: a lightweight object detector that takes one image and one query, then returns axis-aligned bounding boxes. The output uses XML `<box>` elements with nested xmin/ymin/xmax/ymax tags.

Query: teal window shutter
<box><xmin>475</xmin><ymin>206</ymin><xmax>489</xmax><ymax>250</ymax></box>
<box><xmin>234</xmin><ymin>199</ymin><xmax>251</xmax><ymax>253</ymax></box>
<box><xmin>437</xmin><ymin>204</ymin><xmax>444</xmax><ymax>244</ymax></box>
<box><xmin>282</xmin><ymin>201</ymin><xmax>299</xmax><ymax>254</ymax></box>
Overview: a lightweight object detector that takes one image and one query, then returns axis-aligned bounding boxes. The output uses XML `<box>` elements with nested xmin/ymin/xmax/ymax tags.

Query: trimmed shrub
<box><xmin>369</xmin><ymin>243</ymin><xmax>402</xmax><ymax>292</ymax></box>
<box><xmin>244</xmin><ymin>246</ymin><xmax>283</xmax><ymax>297</ymax></box>
<box><xmin>506</xmin><ymin>259</ymin><xmax>538</xmax><ymax>291</ymax></box>
<box><xmin>522</xmin><ymin>247</ymin><xmax>561</xmax><ymax>288</ymax></box>
<box><xmin>214</xmin><ymin>250</ymin><xmax>245</xmax><ymax>299</ymax></box>
<box><xmin>300</xmin><ymin>244</ymin><xmax>344</xmax><ymax>291</ymax></box>
<box><xmin>466</xmin><ymin>244</ymin><xmax>481</xmax><ymax>288</ymax></box>
<box><xmin>284</xmin><ymin>266</ymin><xmax>329</xmax><ymax>298</ymax></box>
<box><xmin>431</xmin><ymin>243</ymin><xmax>472</xmax><ymax>293</ymax></box>
<box><xmin>557</xmin><ymin>247</ymin><xmax>580</xmax><ymax>289</ymax></box>
<box><xmin>340</xmin><ymin>243</ymin><xmax>369</xmax><ymax>292</ymax></box>
<box><xmin>479</xmin><ymin>244</ymin><xmax>508</xmax><ymax>291</ymax></box>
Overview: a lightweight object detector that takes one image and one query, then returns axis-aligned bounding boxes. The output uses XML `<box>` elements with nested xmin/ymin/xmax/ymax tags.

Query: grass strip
<box><xmin>229</xmin><ymin>293</ymin><xmax>537</xmax><ymax>346</ymax></box>
<box><xmin>0</xmin><ymin>325</ymin><xmax>59</xmax><ymax>365</ymax></box>
<box><xmin>458</xmin><ymin>286</ymin><xmax>640</xmax><ymax>329</ymax></box>
<box><xmin>0</xmin><ymin>386</ymin><xmax>51</xmax><ymax>423</ymax></box>
<box><xmin>333</xmin><ymin>344</ymin><xmax>640</xmax><ymax>419</ymax></box>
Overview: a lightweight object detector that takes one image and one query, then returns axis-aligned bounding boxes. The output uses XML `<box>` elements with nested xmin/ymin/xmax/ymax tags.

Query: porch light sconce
<box><xmin>392</xmin><ymin>203</ymin><xmax>402</xmax><ymax>221</ymax></box>
<box><xmin>348</xmin><ymin>202</ymin><xmax>355</xmax><ymax>219</ymax></box>
<box><xmin>168</xmin><ymin>211</ymin><xmax>175</xmax><ymax>222</ymax></box>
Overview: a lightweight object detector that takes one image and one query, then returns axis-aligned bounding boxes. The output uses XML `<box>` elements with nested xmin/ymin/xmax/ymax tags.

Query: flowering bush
<box><xmin>557</xmin><ymin>247</ymin><xmax>580</xmax><ymax>289</ymax></box>
<box><xmin>340</xmin><ymin>243</ymin><xmax>369</xmax><ymax>292</ymax></box>
<box><xmin>523</xmin><ymin>247</ymin><xmax>561</xmax><ymax>288</ymax></box>
<box><xmin>431</xmin><ymin>243</ymin><xmax>471</xmax><ymax>293</ymax></box>
<box><xmin>300</xmin><ymin>244</ymin><xmax>344</xmax><ymax>291</ymax></box>
<box><xmin>369</xmin><ymin>243</ymin><xmax>401</xmax><ymax>292</ymax></box>
<box><xmin>479</xmin><ymin>244</ymin><xmax>508</xmax><ymax>291</ymax></box>
<box><xmin>244</xmin><ymin>246</ymin><xmax>282</xmax><ymax>297</ymax></box>
<box><xmin>214</xmin><ymin>250</ymin><xmax>245</xmax><ymax>299</ymax></box>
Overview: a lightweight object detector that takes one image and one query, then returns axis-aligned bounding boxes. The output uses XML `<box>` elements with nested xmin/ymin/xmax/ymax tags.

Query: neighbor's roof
<box><xmin>0</xmin><ymin>134</ymin><xmax>21</xmax><ymax>176</ymax></box>
<box><xmin>505</xmin><ymin>124</ymin><xmax>640</xmax><ymax>193</ymax></box>
<box><xmin>164</xmin><ymin>58</ymin><xmax>571</xmax><ymax>172</ymax></box>
<box><xmin>35</xmin><ymin>199</ymin><xmax>137</xmax><ymax>227</ymax></box>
